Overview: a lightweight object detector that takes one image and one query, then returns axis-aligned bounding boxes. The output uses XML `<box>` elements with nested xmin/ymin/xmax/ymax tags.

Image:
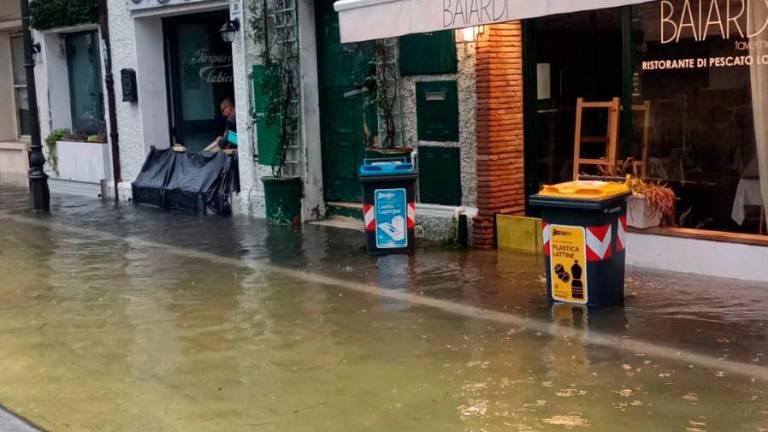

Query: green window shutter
<box><xmin>252</xmin><ymin>64</ymin><xmax>283</xmax><ymax>167</ymax></box>
<box><xmin>416</xmin><ymin>81</ymin><xmax>459</xmax><ymax>142</ymax></box>
<box><xmin>418</xmin><ymin>146</ymin><xmax>462</xmax><ymax>206</ymax></box>
<box><xmin>399</xmin><ymin>31</ymin><xmax>457</xmax><ymax>76</ymax></box>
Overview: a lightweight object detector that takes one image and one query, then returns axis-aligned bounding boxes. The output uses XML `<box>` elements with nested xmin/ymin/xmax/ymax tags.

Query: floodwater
<box><xmin>1</xmin><ymin>186</ymin><xmax>768</xmax><ymax>431</ymax></box>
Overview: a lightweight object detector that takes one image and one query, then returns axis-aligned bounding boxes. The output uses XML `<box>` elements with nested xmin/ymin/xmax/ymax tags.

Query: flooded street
<box><xmin>1</xmin><ymin>186</ymin><xmax>768</xmax><ymax>431</ymax></box>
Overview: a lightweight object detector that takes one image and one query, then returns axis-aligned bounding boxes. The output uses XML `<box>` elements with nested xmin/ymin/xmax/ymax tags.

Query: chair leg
<box><xmin>760</xmin><ymin>207</ymin><xmax>766</xmax><ymax>236</ymax></box>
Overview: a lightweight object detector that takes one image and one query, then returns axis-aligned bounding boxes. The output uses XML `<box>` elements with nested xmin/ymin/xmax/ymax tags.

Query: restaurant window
<box><xmin>65</xmin><ymin>31</ymin><xmax>105</xmax><ymax>135</ymax></box>
<box><xmin>631</xmin><ymin>0</ymin><xmax>767</xmax><ymax>234</ymax></box>
<box><xmin>10</xmin><ymin>34</ymin><xmax>31</xmax><ymax>137</ymax></box>
<box><xmin>528</xmin><ymin>2</ymin><xmax>768</xmax><ymax>235</ymax></box>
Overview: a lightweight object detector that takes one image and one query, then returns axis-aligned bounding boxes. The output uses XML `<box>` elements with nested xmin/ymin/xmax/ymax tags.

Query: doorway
<box><xmin>315</xmin><ymin>0</ymin><xmax>376</xmax><ymax>203</ymax></box>
<box><xmin>525</xmin><ymin>9</ymin><xmax>623</xmax><ymax>191</ymax></box>
<box><xmin>164</xmin><ymin>11</ymin><xmax>234</xmax><ymax>151</ymax></box>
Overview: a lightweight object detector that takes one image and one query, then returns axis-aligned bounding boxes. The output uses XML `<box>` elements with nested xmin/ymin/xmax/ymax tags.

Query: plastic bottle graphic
<box><xmin>570</xmin><ymin>260</ymin><xmax>584</xmax><ymax>299</ymax></box>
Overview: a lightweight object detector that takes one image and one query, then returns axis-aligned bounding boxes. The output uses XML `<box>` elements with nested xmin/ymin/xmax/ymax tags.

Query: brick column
<box><xmin>473</xmin><ymin>22</ymin><xmax>526</xmax><ymax>249</ymax></box>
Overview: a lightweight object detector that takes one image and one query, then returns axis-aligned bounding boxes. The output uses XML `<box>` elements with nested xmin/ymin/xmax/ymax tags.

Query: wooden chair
<box><xmin>572</xmin><ymin>97</ymin><xmax>621</xmax><ymax>180</ymax></box>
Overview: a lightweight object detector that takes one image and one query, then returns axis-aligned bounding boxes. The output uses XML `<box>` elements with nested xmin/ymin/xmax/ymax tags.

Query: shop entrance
<box><xmin>316</xmin><ymin>0</ymin><xmax>376</xmax><ymax>203</ymax></box>
<box><xmin>164</xmin><ymin>11</ymin><xmax>234</xmax><ymax>151</ymax></box>
<box><xmin>526</xmin><ymin>9</ymin><xmax>623</xmax><ymax>191</ymax></box>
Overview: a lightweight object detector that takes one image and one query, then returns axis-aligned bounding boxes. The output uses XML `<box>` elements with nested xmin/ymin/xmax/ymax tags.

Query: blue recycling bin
<box><xmin>360</xmin><ymin>158</ymin><xmax>418</xmax><ymax>255</ymax></box>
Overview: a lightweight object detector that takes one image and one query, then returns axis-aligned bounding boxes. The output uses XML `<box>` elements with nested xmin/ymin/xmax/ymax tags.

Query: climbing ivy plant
<box><xmin>30</xmin><ymin>0</ymin><xmax>99</xmax><ymax>31</ymax></box>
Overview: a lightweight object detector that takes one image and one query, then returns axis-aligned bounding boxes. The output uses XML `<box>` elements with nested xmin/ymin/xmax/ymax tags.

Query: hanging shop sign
<box><xmin>642</xmin><ymin>0</ymin><xmax>768</xmax><ymax>71</ymax></box>
<box><xmin>128</xmin><ymin>0</ymin><xmax>211</xmax><ymax>11</ymax></box>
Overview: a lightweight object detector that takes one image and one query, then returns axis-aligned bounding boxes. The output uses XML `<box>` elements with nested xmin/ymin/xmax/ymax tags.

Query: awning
<box><xmin>334</xmin><ymin>0</ymin><xmax>654</xmax><ymax>43</ymax></box>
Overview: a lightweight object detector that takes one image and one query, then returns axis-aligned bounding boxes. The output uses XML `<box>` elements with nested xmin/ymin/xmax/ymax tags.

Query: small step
<box><xmin>309</xmin><ymin>215</ymin><xmax>364</xmax><ymax>232</ymax></box>
<box><xmin>326</xmin><ymin>201</ymin><xmax>363</xmax><ymax>220</ymax></box>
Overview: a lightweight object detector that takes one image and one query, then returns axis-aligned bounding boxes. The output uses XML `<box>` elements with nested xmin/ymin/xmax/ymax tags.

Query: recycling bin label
<box><xmin>374</xmin><ymin>188</ymin><xmax>408</xmax><ymax>249</ymax></box>
<box><xmin>549</xmin><ymin>225</ymin><xmax>588</xmax><ymax>304</ymax></box>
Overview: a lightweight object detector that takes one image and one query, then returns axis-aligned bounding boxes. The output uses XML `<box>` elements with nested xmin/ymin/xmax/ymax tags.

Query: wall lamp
<box><xmin>220</xmin><ymin>18</ymin><xmax>240</xmax><ymax>44</ymax></box>
<box><xmin>458</xmin><ymin>25</ymin><xmax>485</xmax><ymax>43</ymax></box>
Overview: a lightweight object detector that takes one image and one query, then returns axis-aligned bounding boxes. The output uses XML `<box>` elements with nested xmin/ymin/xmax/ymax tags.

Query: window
<box><xmin>65</xmin><ymin>31</ymin><xmax>104</xmax><ymax>135</ymax></box>
<box><xmin>399</xmin><ymin>31</ymin><xmax>458</xmax><ymax>76</ymax></box>
<box><xmin>630</xmin><ymin>0</ymin><xmax>767</xmax><ymax>234</ymax></box>
<box><xmin>10</xmin><ymin>35</ymin><xmax>31</xmax><ymax>137</ymax></box>
<box><xmin>527</xmin><ymin>2</ymin><xmax>768</xmax><ymax>235</ymax></box>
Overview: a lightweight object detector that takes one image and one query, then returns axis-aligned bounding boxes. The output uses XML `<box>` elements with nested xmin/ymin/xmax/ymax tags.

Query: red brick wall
<box><xmin>473</xmin><ymin>22</ymin><xmax>526</xmax><ymax>249</ymax></box>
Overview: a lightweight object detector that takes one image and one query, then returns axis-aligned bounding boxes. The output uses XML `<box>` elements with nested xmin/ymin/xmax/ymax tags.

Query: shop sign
<box><xmin>184</xmin><ymin>48</ymin><xmax>233</xmax><ymax>86</ymax></box>
<box><xmin>128</xmin><ymin>0</ymin><xmax>210</xmax><ymax>11</ymax></box>
<box><xmin>374</xmin><ymin>188</ymin><xmax>408</xmax><ymax>249</ymax></box>
<box><xmin>644</xmin><ymin>0</ymin><xmax>768</xmax><ymax>71</ymax></box>
<box><xmin>549</xmin><ymin>225</ymin><xmax>588</xmax><ymax>304</ymax></box>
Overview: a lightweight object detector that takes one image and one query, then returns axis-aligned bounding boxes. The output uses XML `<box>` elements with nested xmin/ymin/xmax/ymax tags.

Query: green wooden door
<box><xmin>316</xmin><ymin>1</ymin><xmax>374</xmax><ymax>202</ymax></box>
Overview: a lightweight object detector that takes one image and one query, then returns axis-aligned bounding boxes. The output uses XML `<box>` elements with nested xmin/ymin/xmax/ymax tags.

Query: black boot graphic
<box><xmin>570</xmin><ymin>260</ymin><xmax>584</xmax><ymax>299</ymax></box>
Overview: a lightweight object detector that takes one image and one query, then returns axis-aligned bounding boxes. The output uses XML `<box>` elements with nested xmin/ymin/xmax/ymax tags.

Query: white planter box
<box><xmin>627</xmin><ymin>194</ymin><xmax>661</xmax><ymax>229</ymax></box>
<box><xmin>54</xmin><ymin>140</ymin><xmax>110</xmax><ymax>184</ymax></box>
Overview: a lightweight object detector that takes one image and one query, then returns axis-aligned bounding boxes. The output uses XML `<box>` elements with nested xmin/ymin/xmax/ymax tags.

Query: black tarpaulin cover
<box><xmin>132</xmin><ymin>147</ymin><xmax>240</xmax><ymax>215</ymax></box>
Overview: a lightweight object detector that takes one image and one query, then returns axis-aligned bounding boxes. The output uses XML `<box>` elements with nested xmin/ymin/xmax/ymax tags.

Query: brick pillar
<box><xmin>473</xmin><ymin>22</ymin><xmax>526</xmax><ymax>249</ymax></box>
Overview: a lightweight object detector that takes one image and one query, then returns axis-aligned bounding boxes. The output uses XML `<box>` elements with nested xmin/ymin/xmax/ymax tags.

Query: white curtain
<box><xmin>750</xmin><ymin>1</ymin><xmax>768</xmax><ymax>222</ymax></box>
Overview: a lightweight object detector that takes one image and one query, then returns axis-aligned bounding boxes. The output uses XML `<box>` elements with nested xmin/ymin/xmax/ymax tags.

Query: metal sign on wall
<box><xmin>127</xmin><ymin>0</ymin><xmax>212</xmax><ymax>11</ymax></box>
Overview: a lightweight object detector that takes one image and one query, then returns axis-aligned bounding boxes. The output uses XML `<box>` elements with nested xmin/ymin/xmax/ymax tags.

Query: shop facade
<box><xmin>335</xmin><ymin>0</ymin><xmax>768</xmax><ymax>280</ymax></box>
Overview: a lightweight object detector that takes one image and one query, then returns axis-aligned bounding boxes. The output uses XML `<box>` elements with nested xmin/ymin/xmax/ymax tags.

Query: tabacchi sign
<box><xmin>128</xmin><ymin>0</ymin><xmax>208</xmax><ymax>11</ymax></box>
<box><xmin>660</xmin><ymin>0</ymin><xmax>768</xmax><ymax>43</ymax></box>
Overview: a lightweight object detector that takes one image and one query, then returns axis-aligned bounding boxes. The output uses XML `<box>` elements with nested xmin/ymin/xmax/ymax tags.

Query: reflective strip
<box><xmin>586</xmin><ymin>224</ymin><xmax>612</xmax><ymax>261</ymax></box>
<box><xmin>407</xmin><ymin>202</ymin><xmax>416</xmax><ymax>229</ymax></box>
<box><xmin>616</xmin><ymin>216</ymin><xmax>627</xmax><ymax>252</ymax></box>
<box><xmin>363</xmin><ymin>204</ymin><xmax>375</xmax><ymax>232</ymax></box>
<box><xmin>542</xmin><ymin>222</ymin><xmax>550</xmax><ymax>256</ymax></box>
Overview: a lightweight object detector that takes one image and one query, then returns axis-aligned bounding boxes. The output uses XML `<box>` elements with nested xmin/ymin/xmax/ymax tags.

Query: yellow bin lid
<box><xmin>538</xmin><ymin>180</ymin><xmax>630</xmax><ymax>200</ymax></box>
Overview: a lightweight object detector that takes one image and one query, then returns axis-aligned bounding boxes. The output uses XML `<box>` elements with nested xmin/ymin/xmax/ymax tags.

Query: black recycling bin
<box><xmin>360</xmin><ymin>158</ymin><xmax>417</xmax><ymax>255</ymax></box>
<box><xmin>529</xmin><ymin>181</ymin><xmax>631</xmax><ymax>307</ymax></box>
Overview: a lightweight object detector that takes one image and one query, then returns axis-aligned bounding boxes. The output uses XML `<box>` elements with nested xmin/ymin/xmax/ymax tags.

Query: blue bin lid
<box><xmin>359</xmin><ymin>158</ymin><xmax>415</xmax><ymax>177</ymax></box>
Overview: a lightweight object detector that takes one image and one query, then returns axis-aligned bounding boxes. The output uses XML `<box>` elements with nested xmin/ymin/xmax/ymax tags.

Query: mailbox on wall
<box><xmin>120</xmin><ymin>69</ymin><xmax>138</xmax><ymax>103</ymax></box>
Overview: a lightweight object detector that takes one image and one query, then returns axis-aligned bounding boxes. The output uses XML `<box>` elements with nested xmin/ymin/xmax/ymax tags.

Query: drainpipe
<box><xmin>19</xmin><ymin>0</ymin><xmax>49</xmax><ymax>211</ymax></box>
<box><xmin>99</xmin><ymin>0</ymin><xmax>122</xmax><ymax>202</ymax></box>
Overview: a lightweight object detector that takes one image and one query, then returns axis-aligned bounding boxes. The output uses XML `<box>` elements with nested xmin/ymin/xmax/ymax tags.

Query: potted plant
<box><xmin>251</xmin><ymin>0</ymin><xmax>302</xmax><ymax>226</ymax></box>
<box><xmin>363</xmin><ymin>40</ymin><xmax>412</xmax><ymax>160</ymax></box>
<box><xmin>627</xmin><ymin>176</ymin><xmax>677</xmax><ymax>229</ymax></box>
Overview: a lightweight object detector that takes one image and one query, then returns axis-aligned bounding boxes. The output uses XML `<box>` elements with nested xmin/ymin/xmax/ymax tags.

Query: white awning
<box><xmin>334</xmin><ymin>0</ymin><xmax>654</xmax><ymax>43</ymax></box>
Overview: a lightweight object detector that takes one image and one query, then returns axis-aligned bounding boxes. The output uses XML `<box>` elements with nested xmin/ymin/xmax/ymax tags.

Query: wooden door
<box><xmin>316</xmin><ymin>1</ymin><xmax>375</xmax><ymax>202</ymax></box>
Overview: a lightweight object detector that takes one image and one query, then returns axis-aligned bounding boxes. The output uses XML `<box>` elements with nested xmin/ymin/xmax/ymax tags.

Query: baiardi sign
<box><xmin>660</xmin><ymin>0</ymin><xmax>768</xmax><ymax>43</ymax></box>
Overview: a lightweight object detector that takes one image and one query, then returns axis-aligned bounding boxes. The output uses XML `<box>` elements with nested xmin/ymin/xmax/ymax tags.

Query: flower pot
<box><xmin>262</xmin><ymin>176</ymin><xmax>302</xmax><ymax>225</ymax></box>
<box><xmin>365</xmin><ymin>147</ymin><xmax>413</xmax><ymax>160</ymax></box>
<box><xmin>627</xmin><ymin>194</ymin><xmax>661</xmax><ymax>229</ymax></box>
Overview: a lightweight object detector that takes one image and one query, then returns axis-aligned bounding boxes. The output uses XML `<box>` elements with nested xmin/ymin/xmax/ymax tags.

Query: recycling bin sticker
<box><xmin>549</xmin><ymin>225</ymin><xmax>588</xmax><ymax>304</ymax></box>
<box><xmin>374</xmin><ymin>188</ymin><xmax>408</xmax><ymax>249</ymax></box>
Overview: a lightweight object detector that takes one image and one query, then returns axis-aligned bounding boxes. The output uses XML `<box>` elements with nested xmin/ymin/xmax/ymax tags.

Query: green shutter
<box><xmin>252</xmin><ymin>64</ymin><xmax>283</xmax><ymax>167</ymax></box>
<box><xmin>418</xmin><ymin>146</ymin><xmax>462</xmax><ymax>206</ymax></box>
<box><xmin>416</xmin><ymin>81</ymin><xmax>459</xmax><ymax>142</ymax></box>
<box><xmin>399</xmin><ymin>31</ymin><xmax>457</xmax><ymax>76</ymax></box>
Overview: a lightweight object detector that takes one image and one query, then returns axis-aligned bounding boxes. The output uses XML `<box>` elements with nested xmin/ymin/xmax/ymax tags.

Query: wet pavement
<box><xmin>1</xmin><ymin>185</ymin><xmax>768</xmax><ymax>431</ymax></box>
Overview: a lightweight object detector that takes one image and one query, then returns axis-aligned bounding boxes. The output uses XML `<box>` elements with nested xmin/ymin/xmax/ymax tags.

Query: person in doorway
<box><xmin>206</xmin><ymin>98</ymin><xmax>238</xmax><ymax>152</ymax></box>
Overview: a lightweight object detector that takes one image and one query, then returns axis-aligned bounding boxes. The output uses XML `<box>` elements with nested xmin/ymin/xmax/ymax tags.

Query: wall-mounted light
<box><xmin>219</xmin><ymin>18</ymin><xmax>240</xmax><ymax>44</ymax></box>
<box><xmin>31</xmin><ymin>41</ymin><xmax>41</xmax><ymax>63</ymax></box>
<box><xmin>458</xmin><ymin>26</ymin><xmax>484</xmax><ymax>43</ymax></box>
